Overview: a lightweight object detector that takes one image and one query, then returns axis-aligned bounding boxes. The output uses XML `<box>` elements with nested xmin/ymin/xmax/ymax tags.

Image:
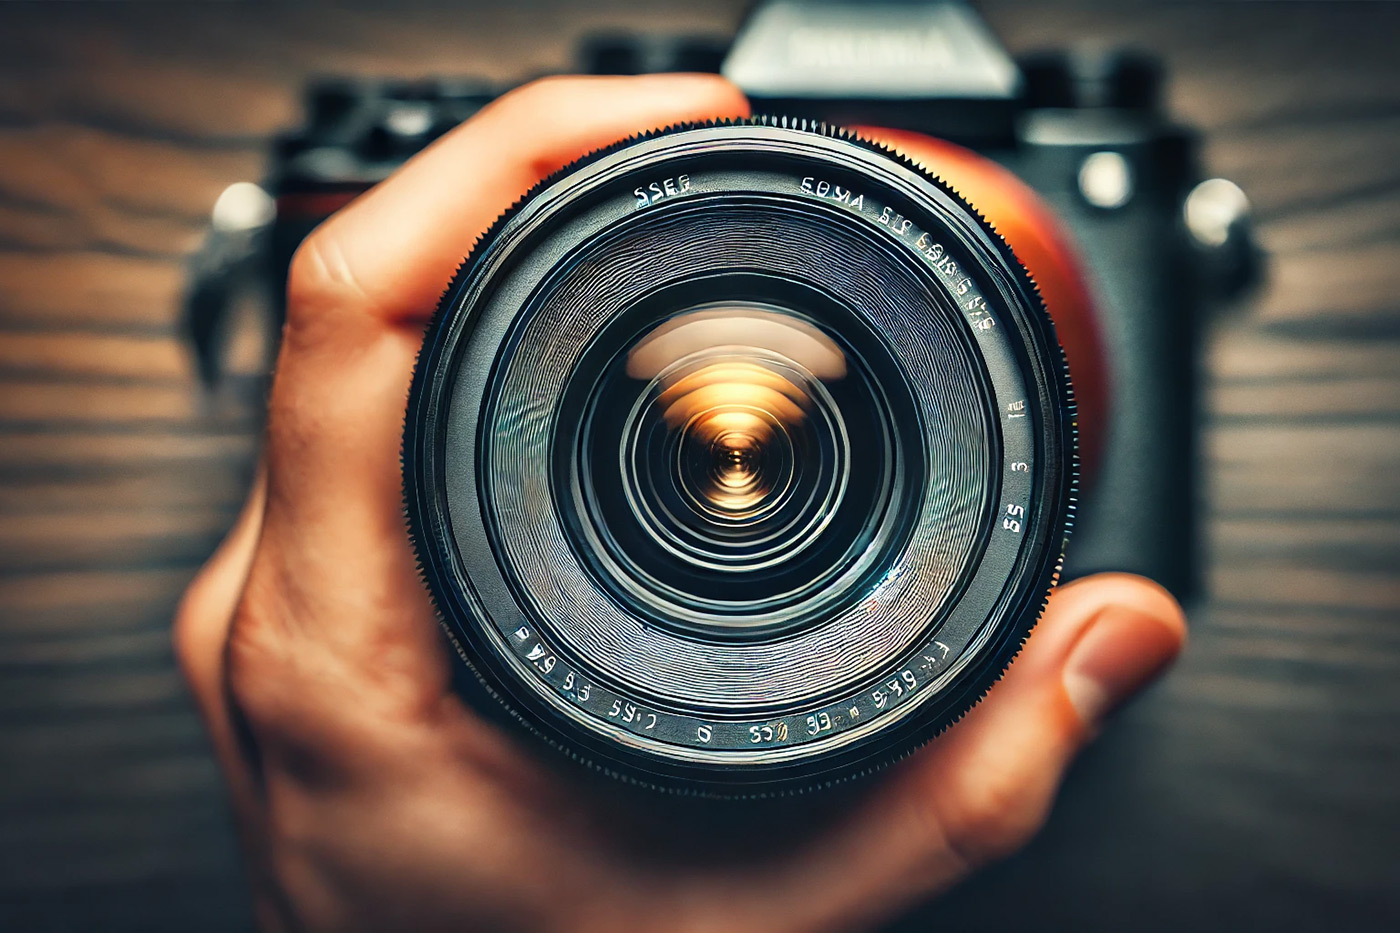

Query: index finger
<box><xmin>286</xmin><ymin>74</ymin><xmax>751</xmax><ymax>337</ymax></box>
<box><xmin>249</xmin><ymin>75</ymin><xmax>748</xmax><ymax>683</ymax></box>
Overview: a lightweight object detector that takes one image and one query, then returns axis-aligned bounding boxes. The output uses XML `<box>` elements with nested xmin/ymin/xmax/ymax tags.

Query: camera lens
<box><xmin>405</xmin><ymin>121</ymin><xmax>1074</xmax><ymax>793</ymax></box>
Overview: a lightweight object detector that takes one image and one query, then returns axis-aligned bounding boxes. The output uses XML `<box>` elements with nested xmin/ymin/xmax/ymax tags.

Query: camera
<box><xmin>185</xmin><ymin>0</ymin><xmax>1256</xmax><ymax>793</ymax></box>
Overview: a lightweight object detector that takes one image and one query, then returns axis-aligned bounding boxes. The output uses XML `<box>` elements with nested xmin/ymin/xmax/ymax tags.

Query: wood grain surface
<box><xmin>0</xmin><ymin>2</ymin><xmax>1396</xmax><ymax>930</ymax></box>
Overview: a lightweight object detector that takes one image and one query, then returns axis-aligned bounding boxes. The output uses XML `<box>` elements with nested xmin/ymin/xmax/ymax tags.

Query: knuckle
<box><xmin>219</xmin><ymin>566</ymin><xmax>420</xmax><ymax>769</ymax></box>
<box><xmin>286</xmin><ymin>230</ymin><xmax>335</xmax><ymax>311</ymax></box>
<box><xmin>285</xmin><ymin>230</ymin><xmax>373</xmax><ymax>336</ymax></box>
<box><xmin>172</xmin><ymin>553</ymin><xmax>243</xmax><ymax>695</ymax></box>
<box><xmin>224</xmin><ymin>615</ymin><xmax>352</xmax><ymax>787</ymax></box>
<box><xmin>171</xmin><ymin>571</ymin><xmax>217</xmax><ymax>684</ymax></box>
<box><xmin>223</xmin><ymin>584</ymin><xmax>323</xmax><ymax>745</ymax></box>
<box><xmin>223</xmin><ymin>599</ymin><xmax>285</xmax><ymax>725</ymax></box>
<box><xmin>221</xmin><ymin>565</ymin><xmax>312</xmax><ymax>742</ymax></box>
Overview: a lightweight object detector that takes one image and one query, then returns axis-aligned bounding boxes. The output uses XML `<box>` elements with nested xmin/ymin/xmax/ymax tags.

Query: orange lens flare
<box><xmin>627</xmin><ymin>305</ymin><xmax>849</xmax><ymax>521</ymax></box>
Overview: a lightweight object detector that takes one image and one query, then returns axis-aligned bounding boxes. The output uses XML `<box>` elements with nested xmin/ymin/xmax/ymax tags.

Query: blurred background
<box><xmin>0</xmin><ymin>1</ymin><xmax>1397</xmax><ymax>930</ymax></box>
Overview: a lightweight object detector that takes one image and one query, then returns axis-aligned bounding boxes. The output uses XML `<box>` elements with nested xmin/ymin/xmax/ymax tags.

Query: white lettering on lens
<box><xmin>878</xmin><ymin>205</ymin><xmax>913</xmax><ymax>235</ymax></box>
<box><xmin>802</xmin><ymin>177</ymin><xmax>867</xmax><ymax>211</ymax></box>
<box><xmin>634</xmin><ymin>174</ymin><xmax>691</xmax><ymax>208</ymax></box>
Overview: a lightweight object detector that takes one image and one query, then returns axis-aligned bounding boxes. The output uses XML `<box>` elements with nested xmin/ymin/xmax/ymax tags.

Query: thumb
<box><xmin>909</xmin><ymin>572</ymin><xmax>1187</xmax><ymax>869</ymax></box>
<box><xmin>672</xmin><ymin>573</ymin><xmax>1186</xmax><ymax>933</ymax></box>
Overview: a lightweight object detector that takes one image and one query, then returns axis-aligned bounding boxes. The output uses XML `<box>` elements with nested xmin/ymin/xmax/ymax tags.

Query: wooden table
<box><xmin>1</xmin><ymin>2</ymin><xmax>1396</xmax><ymax>929</ymax></box>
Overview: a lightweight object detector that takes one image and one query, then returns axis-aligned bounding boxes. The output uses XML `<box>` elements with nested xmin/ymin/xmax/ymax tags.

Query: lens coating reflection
<box><xmin>572</xmin><ymin>300</ymin><xmax>911</xmax><ymax>638</ymax></box>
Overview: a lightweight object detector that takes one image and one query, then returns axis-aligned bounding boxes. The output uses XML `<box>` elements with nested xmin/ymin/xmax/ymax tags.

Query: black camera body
<box><xmin>182</xmin><ymin>0</ymin><xmax>1265</xmax><ymax>791</ymax></box>
<box><xmin>187</xmin><ymin>0</ymin><xmax>1256</xmax><ymax>603</ymax></box>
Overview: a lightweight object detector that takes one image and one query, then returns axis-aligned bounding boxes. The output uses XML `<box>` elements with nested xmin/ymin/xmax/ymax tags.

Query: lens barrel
<box><xmin>404</xmin><ymin>120</ymin><xmax>1074</xmax><ymax>793</ymax></box>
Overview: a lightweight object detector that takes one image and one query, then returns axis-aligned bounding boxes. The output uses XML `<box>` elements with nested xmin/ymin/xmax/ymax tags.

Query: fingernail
<box><xmin>1063</xmin><ymin>606</ymin><xmax>1183</xmax><ymax>726</ymax></box>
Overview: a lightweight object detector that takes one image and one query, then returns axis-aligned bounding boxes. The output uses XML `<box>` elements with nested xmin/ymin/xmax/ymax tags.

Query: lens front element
<box><xmin>572</xmin><ymin>300</ymin><xmax>913</xmax><ymax>639</ymax></box>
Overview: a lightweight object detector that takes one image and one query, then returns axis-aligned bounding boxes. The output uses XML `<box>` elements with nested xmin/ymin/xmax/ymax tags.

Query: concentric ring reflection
<box><xmin>624</xmin><ymin>309</ymin><xmax>847</xmax><ymax>568</ymax></box>
<box><xmin>573</xmin><ymin>301</ymin><xmax>904</xmax><ymax>636</ymax></box>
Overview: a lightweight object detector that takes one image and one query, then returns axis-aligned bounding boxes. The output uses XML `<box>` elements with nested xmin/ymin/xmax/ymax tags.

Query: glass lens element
<box><xmin>571</xmin><ymin>301</ymin><xmax>905</xmax><ymax>637</ymax></box>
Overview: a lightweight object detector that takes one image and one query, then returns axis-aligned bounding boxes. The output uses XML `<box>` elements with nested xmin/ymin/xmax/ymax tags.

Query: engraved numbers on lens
<box><xmin>965</xmin><ymin>296</ymin><xmax>996</xmax><ymax>331</ymax></box>
<box><xmin>560</xmin><ymin>671</ymin><xmax>591</xmax><ymax>703</ymax></box>
<box><xmin>887</xmin><ymin>669</ymin><xmax>916</xmax><ymax>697</ymax></box>
<box><xmin>524</xmin><ymin>643</ymin><xmax>554</xmax><ymax>675</ymax></box>
<box><xmin>608</xmin><ymin>699</ymin><xmax>657</xmax><ymax>730</ymax></box>
<box><xmin>873</xmin><ymin>669</ymin><xmax>918</xmax><ymax>711</ymax></box>
<box><xmin>806</xmin><ymin>711</ymin><xmax>833</xmax><ymax>736</ymax></box>
<box><xmin>1003</xmin><ymin>503</ymin><xmax>1026</xmax><ymax>533</ymax></box>
<box><xmin>878</xmin><ymin>205</ymin><xmax>914</xmax><ymax>236</ymax></box>
<box><xmin>749</xmin><ymin>721</ymin><xmax>790</xmax><ymax>744</ymax></box>
<box><xmin>800</xmin><ymin>176</ymin><xmax>866</xmax><ymax>210</ymax></box>
<box><xmin>913</xmin><ymin>233</ymin><xmax>971</xmax><ymax>294</ymax></box>
<box><xmin>633</xmin><ymin>174</ymin><xmax>691</xmax><ymax>208</ymax></box>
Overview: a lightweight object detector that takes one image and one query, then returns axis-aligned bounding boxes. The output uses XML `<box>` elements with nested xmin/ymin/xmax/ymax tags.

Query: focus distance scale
<box><xmin>404</xmin><ymin>120</ymin><xmax>1075</xmax><ymax>794</ymax></box>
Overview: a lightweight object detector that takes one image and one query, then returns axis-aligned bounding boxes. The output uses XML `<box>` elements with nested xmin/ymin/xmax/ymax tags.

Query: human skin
<box><xmin>175</xmin><ymin>74</ymin><xmax>1187</xmax><ymax>933</ymax></box>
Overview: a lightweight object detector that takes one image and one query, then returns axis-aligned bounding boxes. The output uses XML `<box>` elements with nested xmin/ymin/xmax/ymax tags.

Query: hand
<box><xmin>175</xmin><ymin>74</ymin><xmax>1186</xmax><ymax>933</ymax></box>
